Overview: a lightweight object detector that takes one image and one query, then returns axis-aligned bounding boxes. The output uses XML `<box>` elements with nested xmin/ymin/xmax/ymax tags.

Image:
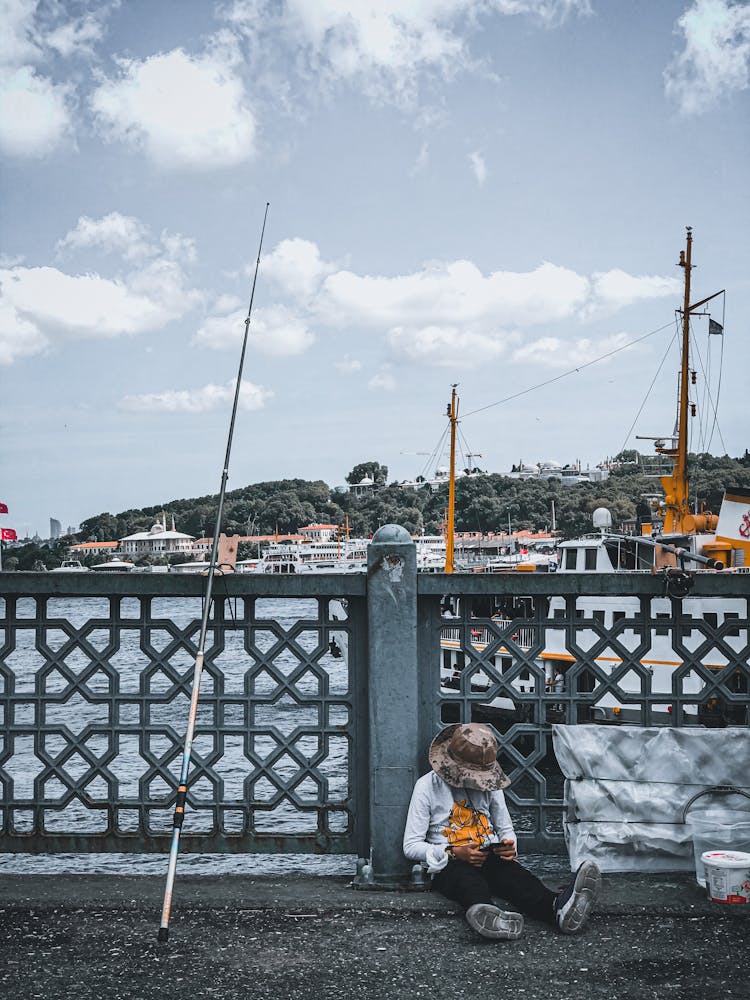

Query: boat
<box><xmin>441</xmin><ymin>230</ymin><xmax>749</xmax><ymax>725</ymax></box>
<box><xmin>251</xmin><ymin>532</ymin><xmax>447</xmax><ymax>574</ymax></box>
<box><xmin>90</xmin><ymin>559</ymin><xmax>136</xmax><ymax>572</ymax></box>
<box><xmin>538</xmin><ymin>229</ymin><xmax>747</xmax><ymax>723</ymax></box>
<box><xmin>50</xmin><ymin>559</ymin><xmax>89</xmax><ymax>572</ymax></box>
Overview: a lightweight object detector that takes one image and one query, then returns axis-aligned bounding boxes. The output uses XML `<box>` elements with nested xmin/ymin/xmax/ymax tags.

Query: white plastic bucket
<box><xmin>701</xmin><ymin>850</ymin><xmax>750</xmax><ymax>905</ymax></box>
<box><xmin>689</xmin><ymin>815</ymin><xmax>750</xmax><ymax>886</ymax></box>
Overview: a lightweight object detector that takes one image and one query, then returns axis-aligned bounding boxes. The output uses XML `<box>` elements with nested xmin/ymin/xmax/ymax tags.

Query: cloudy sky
<box><xmin>1</xmin><ymin>0</ymin><xmax>749</xmax><ymax>536</ymax></box>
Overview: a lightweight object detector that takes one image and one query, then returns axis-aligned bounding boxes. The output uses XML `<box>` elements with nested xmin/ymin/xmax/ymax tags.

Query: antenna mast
<box><xmin>445</xmin><ymin>385</ymin><xmax>458</xmax><ymax>573</ymax></box>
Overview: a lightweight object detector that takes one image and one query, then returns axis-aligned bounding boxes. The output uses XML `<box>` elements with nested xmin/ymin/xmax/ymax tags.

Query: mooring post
<box><xmin>360</xmin><ymin>523</ymin><xmax>419</xmax><ymax>886</ymax></box>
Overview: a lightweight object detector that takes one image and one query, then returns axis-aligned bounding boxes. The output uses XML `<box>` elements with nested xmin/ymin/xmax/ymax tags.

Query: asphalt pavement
<box><xmin>1</xmin><ymin>870</ymin><xmax>748</xmax><ymax>1000</ymax></box>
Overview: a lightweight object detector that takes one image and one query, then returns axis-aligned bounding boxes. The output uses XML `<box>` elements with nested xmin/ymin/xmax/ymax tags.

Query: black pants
<box><xmin>432</xmin><ymin>854</ymin><xmax>557</xmax><ymax>924</ymax></box>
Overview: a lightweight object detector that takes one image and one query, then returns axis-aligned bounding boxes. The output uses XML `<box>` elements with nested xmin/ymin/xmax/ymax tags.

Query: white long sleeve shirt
<box><xmin>403</xmin><ymin>772</ymin><xmax>517</xmax><ymax>874</ymax></box>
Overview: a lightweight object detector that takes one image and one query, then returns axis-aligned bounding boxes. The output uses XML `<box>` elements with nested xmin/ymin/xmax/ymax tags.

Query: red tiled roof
<box><xmin>69</xmin><ymin>541</ymin><xmax>118</xmax><ymax>551</ymax></box>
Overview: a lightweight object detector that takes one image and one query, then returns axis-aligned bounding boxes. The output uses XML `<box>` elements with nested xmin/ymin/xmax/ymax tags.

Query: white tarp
<box><xmin>552</xmin><ymin>725</ymin><xmax>750</xmax><ymax>872</ymax></box>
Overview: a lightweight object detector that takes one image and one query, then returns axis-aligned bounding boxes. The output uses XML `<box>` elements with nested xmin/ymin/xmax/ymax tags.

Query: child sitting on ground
<box><xmin>403</xmin><ymin>722</ymin><xmax>601</xmax><ymax>940</ymax></box>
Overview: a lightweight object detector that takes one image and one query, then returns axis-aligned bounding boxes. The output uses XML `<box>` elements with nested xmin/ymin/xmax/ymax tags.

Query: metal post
<box><xmin>358</xmin><ymin>524</ymin><xmax>418</xmax><ymax>886</ymax></box>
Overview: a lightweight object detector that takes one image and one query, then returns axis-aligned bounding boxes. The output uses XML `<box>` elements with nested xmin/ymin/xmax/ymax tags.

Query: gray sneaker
<box><xmin>554</xmin><ymin>861</ymin><xmax>601</xmax><ymax>934</ymax></box>
<box><xmin>466</xmin><ymin>904</ymin><xmax>524</xmax><ymax>940</ymax></box>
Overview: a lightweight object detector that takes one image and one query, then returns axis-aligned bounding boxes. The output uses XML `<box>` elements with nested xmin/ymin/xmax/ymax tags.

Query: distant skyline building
<box><xmin>50</xmin><ymin>518</ymin><xmax>61</xmax><ymax>540</ymax></box>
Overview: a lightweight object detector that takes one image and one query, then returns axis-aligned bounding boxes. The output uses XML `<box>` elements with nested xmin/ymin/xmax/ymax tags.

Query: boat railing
<box><xmin>440</xmin><ymin>618</ymin><xmax>536</xmax><ymax>650</ymax></box>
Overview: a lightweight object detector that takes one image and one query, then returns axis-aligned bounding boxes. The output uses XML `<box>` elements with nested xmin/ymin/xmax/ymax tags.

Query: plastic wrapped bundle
<box><xmin>552</xmin><ymin>726</ymin><xmax>750</xmax><ymax>873</ymax></box>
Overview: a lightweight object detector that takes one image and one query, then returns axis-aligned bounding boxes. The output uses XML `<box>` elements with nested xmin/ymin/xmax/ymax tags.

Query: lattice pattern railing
<box><xmin>0</xmin><ymin>584</ymin><xmax>363</xmax><ymax>853</ymax></box>
<box><xmin>2</xmin><ymin>569</ymin><xmax>748</xmax><ymax>859</ymax></box>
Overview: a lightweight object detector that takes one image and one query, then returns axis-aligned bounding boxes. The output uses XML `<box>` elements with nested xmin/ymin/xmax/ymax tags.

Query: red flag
<box><xmin>1</xmin><ymin>528</ymin><xmax>17</xmax><ymax>541</ymax></box>
<box><xmin>0</xmin><ymin>502</ymin><xmax>7</xmax><ymax>514</ymax></box>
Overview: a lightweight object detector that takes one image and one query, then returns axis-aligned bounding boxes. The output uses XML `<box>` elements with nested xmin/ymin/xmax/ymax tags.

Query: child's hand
<box><xmin>492</xmin><ymin>839</ymin><xmax>517</xmax><ymax>861</ymax></box>
<box><xmin>451</xmin><ymin>844</ymin><xmax>488</xmax><ymax>868</ymax></box>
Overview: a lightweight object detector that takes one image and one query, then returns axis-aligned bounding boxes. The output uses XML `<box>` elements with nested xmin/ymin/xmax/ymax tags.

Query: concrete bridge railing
<box><xmin>1</xmin><ymin>524</ymin><xmax>748</xmax><ymax>883</ymax></box>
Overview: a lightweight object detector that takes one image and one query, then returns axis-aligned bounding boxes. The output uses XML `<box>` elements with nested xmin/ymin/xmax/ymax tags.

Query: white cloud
<box><xmin>213</xmin><ymin>293</ymin><xmax>244</xmax><ymax>313</ymax></box>
<box><xmin>56</xmin><ymin>212</ymin><xmax>153</xmax><ymax>261</ymax></box>
<box><xmin>223</xmin><ymin>0</ymin><xmax>591</xmax><ymax>107</ymax></box>
<box><xmin>0</xmin><ymin>215</ymin><xmax>203</xmax><ymax>362</ymax></box>
<box><xmin>665</xmin><ymin>0</ymin><xmax>750</xmax><ymax>114</ymax></box>
<box><xmin>204</xmin><ymin>235</ymin><xmax>679</xmax><ymax>372</ymax></box>
<box><xmin>318</xmin><ymin>259</ymin><xmax>591</xmax><ymax>328</ymax></box>
<box><xmin>468</xmin><ymin>150</ymin><xmax>487</xmax><ymax>184</ymax></box>
<box><xmin>368</xmin><ymin>371</ymin><xmax>397</xmax><ymax>391</ymax></box>
<box><xmin>388</xmin><ymin>324</ymin><xmax>512</xmax><ymax>367</ymax></box>
<box><xmin>261</xmin><ymin>238</ymin><xmax>336</xmax><ymax>298</ymax></box>
<box><xmin>511</xmin><ymin>332</ymin><xmax>633</xmax><ymax>368</ymax></box>
<box><xmin>0</xmin><ymin>253</ymin><xmax>25</xmax><ymax>267</ymax></box>
<box><xmin>45</xmin><ymin>11</ymin><xmax>107</xmax><ymax>60</ymax></box>
<box><xmin>160</xmin><ymin>232</ymin><xmax>198</xmax><ymax>264</ymax></box>
<box><xmin>0</xmin><ymin>0</ymin><xmax>40</xmax><ymax>68</ymax></box>
<box><xmin>90</xmin><ymin>47</ymin><xmax>257</xmax><ymax>169</ymax></box>
<box><xmin>120</xmin><ymin>379</ymin><xmax>272</xmax><ymax>413</ymax></box>
<box><xmin>56</xmin><ymin>213</ymin><xmax>199</xmax><ymax>270</ymax></box>
<box><xmin>334</xmin><ymin>355</ymin><xmax>363</xmax><ymax>373</ymax></box>
<box><xmin>0</xmin><ymin>264</ymin><xmax>198</xmax><ymax>341</ymax></box>
<box><xmin>0</xmin><ymin>297</ymin><xmax>48</xmax><ymax>365</ymax></box>
<box><xmin>587</xmin><ymin>269</ymin><xmax>682</xmax><ymax>315</ymax></box>
<box><xmin>194</xmin><ymin>304</ymin><xmax>315</xmax><ymax>356</ymax></box>
<box><xmin>0</xmin><ymin>1</ymin><xmax>116</xmax><ymax>157</ymax></box>
<box><xmin>0</xmin><ymin>66</ymin><xmax>73</xmax><ymax>157</ymax></box>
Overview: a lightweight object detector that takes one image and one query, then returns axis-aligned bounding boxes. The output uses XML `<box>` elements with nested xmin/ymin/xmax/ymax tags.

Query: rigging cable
<box><xmin>457</xmin><ymin>424</ymin><xmax>477</xmax><ymax>471</ymax></box>
<box><xmin>157</xmin><ymin>203</ymin><xmax>270</xmax><ymax>943</ymax></box>
<box><xmin>688</xmin><ymin>317</ymin><xmax>694</xmax><ymax>457</ymax></box>
<box><xmin>461</xmin><ymin>319</ymin><xmax>676</xmax><ymax>420</ymax></box>
<box><xmin>419</xmin><ymin>425</ymin><xmax>450</xmax><ymax>481</ymax></box>
<box><xmin>706</xmin><ymin>291</ymin><xmax>727</xmax><ymax>454</ymax></box>
<box><xmin>429</xmin><ymin>426</ymin><xmax>450</xmax><ymax>476</ymax></box>
<box><xmin>617</xmin><ymin>318</ymin><xmax>679</xmax><ymax>458</ymax></box>
<box><xmin>690</xmin><ymin>320</ymin><xmax>727</xmax><ymax>454</ymax></box>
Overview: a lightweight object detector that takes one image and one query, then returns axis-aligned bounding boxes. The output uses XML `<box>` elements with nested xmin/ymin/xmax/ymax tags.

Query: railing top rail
<box><xmin>2</xmin><ymin>570</ymin><xmax>747</xmax><ymax>600</ymax></box>
<box><xmin>418</xmin><ymin>571</ymin><xmax>750</xmax><ymax>597</ymax></box>
<box><xmin>0</xmin><ymin>571</ymin><xmax>367</xmax><ymax>599</ymax></box>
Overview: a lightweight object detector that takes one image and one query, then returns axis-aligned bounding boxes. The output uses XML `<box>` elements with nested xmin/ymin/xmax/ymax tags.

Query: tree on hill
<box><xmin>345</xmin><ymin>461</ymin><xmax>388</xmax><ymax>486</ymax></box>
<box><xmin>68</xmin><ymin>452</ymin><xmax>750</xmax><ymax>545</ymax></box>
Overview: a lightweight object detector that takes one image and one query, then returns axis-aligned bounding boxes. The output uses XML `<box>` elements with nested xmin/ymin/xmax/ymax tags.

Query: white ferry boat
<box><xmin>252</xmin><ymin>532</ymin><xmax>448</xmax><ymax>574</ymax></box>
<box><xmin>252</xmin><ymin>537</ymin><xmax>369</xmax><ymax>574</ymax></box>
<box><xmin>539</xmin><ymin>500</ymin><xmax>749</xmax><ymax>724</ymax></box>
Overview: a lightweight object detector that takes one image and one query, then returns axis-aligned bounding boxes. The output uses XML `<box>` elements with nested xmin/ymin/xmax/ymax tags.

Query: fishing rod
<box><xmin>158</xmin><ymin>202</ymin><xmax>270</xmax><ymax>943</ymax></box>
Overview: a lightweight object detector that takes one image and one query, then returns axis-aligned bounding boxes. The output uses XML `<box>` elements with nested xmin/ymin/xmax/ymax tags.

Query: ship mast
<box><xmin>654</xmin><ymin>229</ymin><xmax>724</xmax><ymax>535</ymax></box>
<box><xmin>658</xmin><ymin>228</ymin><xmax>694</xmax><ymax>534</ymax></box>
<box><xmin>444</xmin><ymin>385</ymin><xmax>458</xmax><ymax>573</ymax></box>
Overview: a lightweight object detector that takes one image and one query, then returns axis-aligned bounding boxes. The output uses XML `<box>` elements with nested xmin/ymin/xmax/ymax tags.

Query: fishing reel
<box><xmin>662</xmin><ymin>568</ymin><xmax>694</xmax><ymax>599</ymax></box>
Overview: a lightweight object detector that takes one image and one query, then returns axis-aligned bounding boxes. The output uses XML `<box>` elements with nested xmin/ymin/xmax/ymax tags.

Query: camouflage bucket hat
<box><xmin>428</xmin><ymin>723</ymin><xmax>510</xmax><ymax>791</ymax></box>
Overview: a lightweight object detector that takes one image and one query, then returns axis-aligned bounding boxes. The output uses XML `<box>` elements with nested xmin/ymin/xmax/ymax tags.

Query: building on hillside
<box><xmin>348</xmin><ymin>476</ymin><xmax>375</xmax><ymax>497</ymax></box>
<box><xmin>400</xmin><ymin>466</ymin><xmax>487</xmax><ymax>492</ymax></box>
<box><xmin>118</xmin><ymin>514</ymin><xmax>195</xmax><ymax>558</ymax></box>
<box><xmin>508</xmin><ymin>460</ymin><xmax>610</xmax><ymax>485</ymax></box>
<box><xmin>67</xmin><ymin>540</ymin><xmax>119</xmax><ymax>558</ymax></box>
